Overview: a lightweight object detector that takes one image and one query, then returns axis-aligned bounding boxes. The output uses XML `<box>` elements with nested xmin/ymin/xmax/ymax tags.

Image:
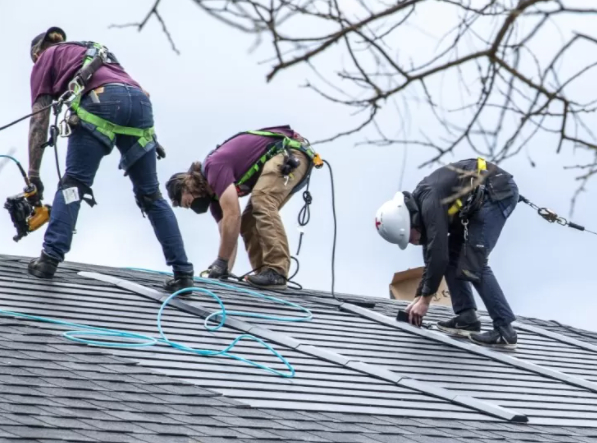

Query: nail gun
<box><xmin>3</xmin><ymin>156</ymin><xmax>51</xmax><ymax>242</ymax></box>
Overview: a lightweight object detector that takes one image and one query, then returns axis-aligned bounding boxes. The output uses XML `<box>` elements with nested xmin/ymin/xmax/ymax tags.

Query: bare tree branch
<box><xmin>110</xmin><ymin>0</ymin><xmax>180</xmax><ymax>54</ymax></box>
<box><xmin>122</xmin><ymin>0</ymin><xmax>597</xmax><ymax>208</ymax></box>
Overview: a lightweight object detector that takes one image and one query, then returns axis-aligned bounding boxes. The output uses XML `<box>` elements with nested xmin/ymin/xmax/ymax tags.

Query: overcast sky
<box><xmin>1</xmin><ymin>1</ymin><xmax>597</xmax><ymax>332</ymax></box>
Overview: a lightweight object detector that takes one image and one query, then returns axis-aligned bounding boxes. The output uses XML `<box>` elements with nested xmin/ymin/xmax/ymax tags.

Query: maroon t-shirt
<box><xmin>30</xmin><ymin>43</ymin><xmax>141</xmax><ymax>105</ymax></box>
<box><xmin>204</xmin><ymin>126</ymin><xmax>296</xmax><ymax>222</ymax></box>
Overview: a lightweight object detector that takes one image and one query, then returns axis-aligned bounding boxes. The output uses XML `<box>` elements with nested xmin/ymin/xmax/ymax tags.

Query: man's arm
<box><xmin>28</xmin><ymin>95</ymin><xmax>53</xmax><ymax>177</ymax></box>
<box><xmin>218</xmin><ymin>219</ymin><xmax>238</xmax><ymax>271</ymax></box>
<box><xmin>419</xmin><ymin>195</ymin><xmax>450</xmax><ymax>297</ymax></box>
<box><xmin>217</xmin><ymin>184</ymin><xmax>241</xmax><ymax>262</ymax></box>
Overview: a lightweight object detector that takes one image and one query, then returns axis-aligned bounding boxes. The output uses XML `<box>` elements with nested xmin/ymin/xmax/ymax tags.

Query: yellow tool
<box><xmin>3</xmin><ymin>157</ymin><xmax>51</xmax><ymax>242</ymax></box>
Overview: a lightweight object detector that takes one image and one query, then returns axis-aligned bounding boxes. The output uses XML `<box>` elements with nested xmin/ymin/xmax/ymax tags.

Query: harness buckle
<box><xmin>59</xmin><ymin>118</ymin><xmax>72</xmax><ymax>138</ymax></box>
<box><xmin>68</xmin><ymin>77</ymin><xmax>85</xmax><ymax>95</ymax></box>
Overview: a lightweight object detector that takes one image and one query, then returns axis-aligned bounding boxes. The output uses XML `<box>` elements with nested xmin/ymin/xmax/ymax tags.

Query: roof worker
<box><xmin>375</xmin><ymin>158</ymin><xmax>519</xmax><ymax>348</ymax></box>
<box><xmin>26</xmin><ymin>27</ymin><xmax>194</xmax><ymax>291</ymax></box>
<box><xmin>165</xmin><ymin>126</ymin><xmax>317</xmax><ymax>290</ymax></box>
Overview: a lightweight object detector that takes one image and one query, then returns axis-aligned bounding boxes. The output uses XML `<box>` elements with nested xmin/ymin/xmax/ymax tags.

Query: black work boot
<box><xmin>163</xmin><ymin>270</ymin><xmax>195</xmax><ymax>293</ymax></box>
<box><xmin>28</xmin><ymin>251</ymin><xmax>60</xmax><ymax>279</ymax></box>
<box><xmin>436</xmin><ymin>309</ymin><xmax>481</xmax><ymax>337</ymax></box>
<box><xmin>470</xmin><ymin>323</ymin><xmax>518</xmax><ymax>349</ymax></box>
<box><xmin>247</xmin><ymin>269</ymin><xmax>287</xmax><ymax>290</ymax></box>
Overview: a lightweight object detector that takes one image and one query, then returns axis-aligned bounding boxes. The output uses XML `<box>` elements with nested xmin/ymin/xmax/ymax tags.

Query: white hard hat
<box><xmin>375</xmin><ymin>192</ymin><xmax>411</xmax><ymax>250</ymax></box>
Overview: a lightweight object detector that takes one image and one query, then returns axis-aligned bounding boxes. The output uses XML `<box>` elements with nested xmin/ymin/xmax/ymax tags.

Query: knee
<box><xmin>60</xmin><ymin>175</ymin><xmax>97</xmax><ymax>207</ymax></box>
<box><xmin>135</xmin><ymin>189</ymin><xmax>164</xmax><ymax>213</ymax></box>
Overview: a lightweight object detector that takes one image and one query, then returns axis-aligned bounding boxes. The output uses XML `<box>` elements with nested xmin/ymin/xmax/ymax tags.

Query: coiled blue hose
<box><xmin>0</xmin><ymin>270</ymin><xmax>313</xmax><ymax>377</ymax></box>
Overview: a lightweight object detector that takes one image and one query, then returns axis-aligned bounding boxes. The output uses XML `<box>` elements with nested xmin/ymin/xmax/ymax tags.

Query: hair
<box><xmin>166</xmin><ymin>162</ymin><xmax>210</xmax><ymax>206</ymax></box>
<box><xmin>47</xmin><ymin>32</ymin><xmax>65</xmax><ymax>43</ymax></box>
<box><xmin>32</xmin><ymin>31</ymin><xmax>65</xmax><ymax>61</ymax></box>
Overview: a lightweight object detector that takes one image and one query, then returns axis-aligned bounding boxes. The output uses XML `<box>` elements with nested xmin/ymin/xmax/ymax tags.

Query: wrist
<box><xmin>420</xmin><ymin>295</ymin><xmax>433</xmax><ymax>305</ymax></box>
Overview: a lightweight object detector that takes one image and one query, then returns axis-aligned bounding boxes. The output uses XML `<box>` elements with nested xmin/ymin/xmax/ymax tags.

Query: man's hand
<box><xmin>208</xmin><ymin>258</ymin><xmax>229</xmax><ymax>279</ymax></box>
<box><xmin>405</xmin><ymin>296</ymin><xmax>431</xmax><ymax>327</ymax></box>
<box><xmin>29</xmin><ymin>176</ymin><xmax>44</xmax><ymax>201</ymax></box>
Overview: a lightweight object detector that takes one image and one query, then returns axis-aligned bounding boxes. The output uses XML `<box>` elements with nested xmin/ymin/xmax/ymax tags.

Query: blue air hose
<box><xmin>0</xmin><ymin>278</ymin><xmax>306</xmax><ymax>378</ymax></box>
<box><xmin>126</xmin><ymin>268</ymin><xmax>313</xmax><ymax>323</ymax></box>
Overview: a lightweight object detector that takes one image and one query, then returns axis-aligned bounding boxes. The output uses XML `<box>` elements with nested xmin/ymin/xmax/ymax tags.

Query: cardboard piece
<box><xmin>389</xmin><ymin>267</ymin><xmax>451</xmax><ymax>306</ymax></box>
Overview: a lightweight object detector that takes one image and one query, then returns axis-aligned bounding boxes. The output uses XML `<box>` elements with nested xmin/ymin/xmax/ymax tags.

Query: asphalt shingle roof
<box><xmin>0</xmin><ymin>254</ymin><xmax>596</xmax><ymax>442</ymax></box>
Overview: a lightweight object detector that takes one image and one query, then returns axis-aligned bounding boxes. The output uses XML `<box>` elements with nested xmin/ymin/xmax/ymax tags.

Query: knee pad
<box><xmin>60</xmin><ymin>175</ymin><xmax>97</xmax><ymax>207</ymax></box>
<box><xmin>135</xmin><ymin>190</ymin><xmax>163</xmax><ymax>214</ymax></box>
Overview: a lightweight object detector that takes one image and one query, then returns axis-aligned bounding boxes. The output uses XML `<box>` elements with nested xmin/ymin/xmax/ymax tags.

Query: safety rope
<box><xmin>0</xmin><ymin>277</ymin><xmax>311</xmax><ymax>378</ymax></box>
<box><xmin>519</xmin><ymin>195</ymin><xmax>597</xmax><ymax>236</ymax></box>
<box><xmin>291</xmin><ymin>160</ymin><xmax>337</xmax><ymax>299</ymax></box>
<box><xmin>0</xmin><ymin>104</ymin><xmax>55</xmax><ymax>132</ymax></box>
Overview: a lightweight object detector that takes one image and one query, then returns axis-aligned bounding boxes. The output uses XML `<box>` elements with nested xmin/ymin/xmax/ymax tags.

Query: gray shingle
<box><xmin>0</xmin><ymin>256</ymin><xmax>596</xmax><ymax>443</ymax></box>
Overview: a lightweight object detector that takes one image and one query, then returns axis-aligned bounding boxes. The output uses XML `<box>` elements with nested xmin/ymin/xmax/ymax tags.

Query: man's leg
<box><xmin>436</xmin><ymin>229</ymin><xmax>481</xmax><ymax>336</ymax></box>
<box><xmin>240</xmin><ymin>199</ymin><xmax>264</xmax><ymax>272</ymax></box>
<box><xmin>29</xmin><ymin>128</ymin><xmax>106</xmax><ymax>278</ymax></box>
<box><xmin>116</xmin><ymin>86</ymin><xmax>193</xmax><ymax>291</ymax></box>
<box><xmin>468</xmin><ymin>189</ymin><xmax>519</xmax><ymax>347</ymax></box>
<box><xmin>246</xmin><ymin>152</ymin><xmax>309</xmax><ymax>288</ymax></box>
<box><xmin>126</xmin><ymin>147</ymin><xmax>193</xmax><ymax>275</ymax></box>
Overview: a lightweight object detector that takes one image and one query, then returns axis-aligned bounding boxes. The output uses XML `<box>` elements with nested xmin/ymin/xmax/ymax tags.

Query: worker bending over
<box><xmin>27</xmin><ymin>27</ymin><xmax>194</xmax><ymax>291</ymax></box>
<box><xmin>166</xmin><ymin>126</ymin><xmax>317</xmax><ymax>290</ymax></box>
<box><xmin>375</xmin><ymin>158</ymin><xmax>519</xmax><ymax>348</ymax></box>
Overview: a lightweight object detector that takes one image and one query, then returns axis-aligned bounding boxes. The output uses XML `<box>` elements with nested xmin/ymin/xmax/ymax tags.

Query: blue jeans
<box><xmin>445</xmin><ymin>181</ymin><xmax>518</xmax><ymax>328</ymax></box>
<box><xmin>43</xmin><ymin>84</ymin><xmax>193</xmax><ymax>273</ymax></box>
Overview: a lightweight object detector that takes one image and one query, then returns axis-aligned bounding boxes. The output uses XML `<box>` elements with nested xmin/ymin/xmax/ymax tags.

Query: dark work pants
<box><xmin>42</xmin><ymin>84</ymin><xmax>193</xmax><ymax>273</ymax></box>
<box><xmin>445</xmin><ymin>181</ymin><xmax>518</xmax><ymax>328</ymax></box>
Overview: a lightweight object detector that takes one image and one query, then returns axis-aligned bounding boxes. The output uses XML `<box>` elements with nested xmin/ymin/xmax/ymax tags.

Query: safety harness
<box><xmin>64</xmin><ymin>42</ymin><xmax>156</xmax><ymax>149</ymax></box>
<box><xmin>447</xmin><ymin>157</ymin><xmax>487</xmax><ymax>217</ymax></box>
<box><xmin>203</xmin><ymin>129</ymin><xmax>323</xmax><ymax>198</ymax></box>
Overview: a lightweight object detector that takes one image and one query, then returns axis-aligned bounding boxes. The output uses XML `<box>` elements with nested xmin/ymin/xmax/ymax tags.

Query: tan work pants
<box><xmin>240</xmin><ymin>152</ymin><xmax>309</xmax><ymax>277</ymax></box>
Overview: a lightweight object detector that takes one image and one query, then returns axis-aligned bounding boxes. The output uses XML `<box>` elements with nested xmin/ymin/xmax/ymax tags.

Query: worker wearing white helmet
<box><xmin>375</xmin><ymin>158</ymin><xmax>519</xmax><ymax>348</ymax></box>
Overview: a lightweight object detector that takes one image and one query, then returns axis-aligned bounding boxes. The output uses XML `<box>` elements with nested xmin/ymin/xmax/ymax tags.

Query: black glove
<box><xmin>208</xmin><ymin>258</ymin><xmax>229</xmax><ymax>279</ymax></box>
<box><xmin>29</xmin><ymin>176</ymin><xmax>44</xmax><ymax>201</ymax></box>
<box><xmin>156</xmin><ymin>143</ymin><xmax>166</xmax><ymax>160</ymax></box>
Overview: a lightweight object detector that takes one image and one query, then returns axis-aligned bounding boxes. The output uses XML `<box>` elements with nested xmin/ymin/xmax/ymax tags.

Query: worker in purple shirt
<box><xmin>165</xmin><ymin>126</ymin><xmax>312</xmax><ymax>290</ymax></box>
<box><xmin>26</xmin><ymin>26</ymin><xmax>194</xmax><ymax>291</ymax></box>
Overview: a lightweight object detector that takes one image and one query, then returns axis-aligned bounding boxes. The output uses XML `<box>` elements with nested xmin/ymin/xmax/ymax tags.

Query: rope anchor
<box><xmin>519</xmin><ymin>195</ymin><xmax>597</xmax><ymax>235</ymax></box>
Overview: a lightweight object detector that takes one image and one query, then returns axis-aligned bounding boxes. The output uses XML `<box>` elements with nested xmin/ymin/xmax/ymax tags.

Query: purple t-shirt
<box><xmin>205</xmin><ymin>126</ymin><xmax>296</xmax><ymax>222</ymax></box>
<box><xmin>30</xmin><ymin>43</ymin><xmax>141</xmax><ymax>105</ymax></box>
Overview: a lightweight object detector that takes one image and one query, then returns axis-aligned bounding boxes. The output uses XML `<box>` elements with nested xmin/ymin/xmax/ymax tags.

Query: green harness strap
<box><xmin>68</xmin><ymin>43</ymin><xmax>155</xmax><ymax>147</ymax></box>
<box><xmin>236</xmin><ymin>130</ymin><xmax>317</xmax><ymax>187</ymax></box>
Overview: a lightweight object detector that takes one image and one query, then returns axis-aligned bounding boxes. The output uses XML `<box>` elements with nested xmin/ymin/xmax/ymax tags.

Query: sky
<box><xmin>1</xmin><ymin>1</ymin><xmax>597</xmax><ymax>332</ymax></box>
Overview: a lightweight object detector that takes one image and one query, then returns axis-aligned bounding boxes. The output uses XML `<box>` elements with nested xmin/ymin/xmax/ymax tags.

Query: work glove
<box><xmin>156</xmin><ymin>143</ymin><xmax>166</xmax><ymax>160</ymax></box>
<box><xmin>208</xmin><ymin>258</ymin><xmax>229</xmax><ymax>279</ymax></box>
<box><xmin>29</xmin><ymin>176</ymin><xmax>44</xmax><ymax>201</ymax></box>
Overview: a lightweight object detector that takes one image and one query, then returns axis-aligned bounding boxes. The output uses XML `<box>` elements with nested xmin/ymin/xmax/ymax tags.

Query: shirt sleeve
<box><xmin>30</xmin><ymin>49</ymin><xmax>55</xmax><ymax>106</ymax></box>
<box><xmin>419</xmin><ymin>192</ymin><xmax>450</xmax><ymax>296</ymax></box>
<box><xmin>205</xmin><ymin>160</ymin><xmax>236</xmax><ymax>199</ymax></box>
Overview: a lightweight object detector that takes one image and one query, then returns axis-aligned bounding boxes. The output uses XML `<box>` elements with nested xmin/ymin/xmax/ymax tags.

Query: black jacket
<box><xmin>411</xmin><ymin>159</ymin><xmax>514</xmax><ymax>296</ymax></box>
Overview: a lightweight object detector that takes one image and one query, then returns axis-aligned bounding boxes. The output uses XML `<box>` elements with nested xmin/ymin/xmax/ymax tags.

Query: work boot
<box><xmin>436</xmin><ymin>309</ymin><xmax>481</xmax><ymax>337</ymax></box>
<box><xmin>163</xmin><ymin>270</ymin><xmax>195</xmax><ymax>293</ymax></box>
<box><xmin>247</xmin><ymin>268</ymin><xmax>287</xmax><ymax>290</ymax></box>
<box><xmin>28</xmin><ymin>251</ymin><xmax>59</xmax><ymax>279</ymax></box>
<box><xmin>470</xmin><ymin>323</ymin><xmax>518</xmax><ymax>349</ymax></box>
